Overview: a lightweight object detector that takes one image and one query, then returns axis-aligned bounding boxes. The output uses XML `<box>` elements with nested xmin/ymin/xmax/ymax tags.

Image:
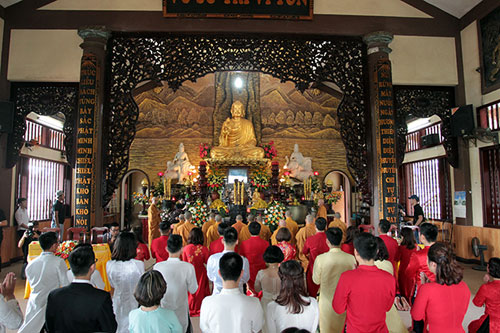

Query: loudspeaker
<box><xmin>421</xmin><ymin>133</ymin><xmax>440</xmax><ymax>147</ymax></box>
<box><xmin>0</xmin><ymin>101</ymin><xmax>14</xmax><ymax>133</ymax></box>
<box><xmin>451</xmin><ymin>105</ymin><xmax>474</xmax><ymax>137</ymax></box>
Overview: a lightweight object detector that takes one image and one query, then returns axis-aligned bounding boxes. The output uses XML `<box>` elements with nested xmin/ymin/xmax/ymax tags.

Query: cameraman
<box><xmin>18</xmin><ymin>222</ymin><xmax>41</xmax><ymax>279</ymax></box>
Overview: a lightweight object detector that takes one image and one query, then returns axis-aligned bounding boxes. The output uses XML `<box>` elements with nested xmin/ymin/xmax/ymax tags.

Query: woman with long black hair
<box><xmin>411</xmin><ymin>243</ymin><xmax>470</xmax><ymax>332</ymax></box>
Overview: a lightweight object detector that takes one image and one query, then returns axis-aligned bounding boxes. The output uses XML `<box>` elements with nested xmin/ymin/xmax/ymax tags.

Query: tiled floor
<box><xmin>0</xmin><ymin>260</ymin><xmax>487</xmax><ymax>332</ymax></box>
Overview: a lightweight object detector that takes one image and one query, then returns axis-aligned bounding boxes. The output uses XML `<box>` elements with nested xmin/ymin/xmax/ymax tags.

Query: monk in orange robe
<box><xmin>147</xmin><ymin>197</ymin><xmax>161</xmax><ymax>249</ymax></box>
<box><xmin>296</xmin><ymin>214</ymin><xmax>317</xmax><ymax>270</ymax></box>
<box><xmin>316</xmin><ymin>199</ymin><xmax>328</xmax><ymax>220</ymax></box>
<box><xmin>239</xmin><ymin>215</ymin><xmax>271</xmax><ymax>243</ymax></box>
<box><xmin>174</xmin><ymin>211</ymin><xmax>196</xmax><ymax>246</ymax></box>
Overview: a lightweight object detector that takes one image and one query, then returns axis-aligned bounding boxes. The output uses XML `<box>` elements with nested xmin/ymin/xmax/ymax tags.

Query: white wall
<box><xmin>41</xmin><ymin>0</ymin><xmax>430</xmax><ymax>17</ymax></box>
<box><xmin>8</xmin><ymin>29</ymin><xmax>81</xmax><ymax>82</ymax></box>
<box><xmin>461</xmin><ymin>21</ymin><xmax>500</xmax><ymax>227</ymax></box>
<box><xmin>390</xmin><ymin>35</ymin><xmax>458</xmax><ymax>86</ymax></box>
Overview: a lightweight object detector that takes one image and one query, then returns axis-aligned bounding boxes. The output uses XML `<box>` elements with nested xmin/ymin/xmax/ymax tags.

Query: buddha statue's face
<box><xmin>231</xmin><ymin>101</ymin><xmax>245</xmax><ymax>118</ymax></box>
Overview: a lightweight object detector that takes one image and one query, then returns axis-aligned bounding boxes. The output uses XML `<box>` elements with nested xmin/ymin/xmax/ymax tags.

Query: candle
<box><xmin>163</xmin><ymin>178</ymin><xmax>166</xmax><ymax>199</ymax></box>
<box><xmin>241</xmin><ymin>183</ymin><xmax>244</xmax><ymax>205</ymax></box>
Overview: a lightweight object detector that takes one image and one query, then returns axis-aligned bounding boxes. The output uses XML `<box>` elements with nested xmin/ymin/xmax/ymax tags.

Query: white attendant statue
<box><xmin>165</xmin><ymin>143</ymin><xmax>193</xmax><ymax>183</ymax></box>
<box><xmin>284</xmin><ymin>144</ymin><xmax>314</xmax><ymax>182</ymax></box>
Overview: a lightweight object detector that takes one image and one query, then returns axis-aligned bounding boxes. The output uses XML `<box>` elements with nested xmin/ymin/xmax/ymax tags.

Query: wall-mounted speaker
<box><xmin>451</xmin><ymin>105</ymin><xmax>474</xmax><ymax>137</ymax></box>
<box><xmin>0</xmin><ymin>101</ymin><xmax>14</xmax><ymax>133</ymax></box>
<box><xmin>421</xmin><ymin>133</ymin><xmax>440</xmax><ymax>147</ymax></box>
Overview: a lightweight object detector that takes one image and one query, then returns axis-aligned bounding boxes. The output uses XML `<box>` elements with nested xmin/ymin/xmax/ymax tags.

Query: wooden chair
<box><xmin>439</xmin><ymin>221</ymin><xmax>454</xmax><ymax>247</ymax></box>
<box><xmin>66</xmin><ymin>227</ymin><xmax>87</xmax><ymax>242</ymax></box>
<box><xmin>91</xmin><ymin>227</ymin><xmax>109</xmax><ymax>244</ymax></box>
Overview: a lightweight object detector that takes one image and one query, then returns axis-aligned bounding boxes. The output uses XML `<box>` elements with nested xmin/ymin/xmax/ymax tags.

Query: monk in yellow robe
<box><xmin>316</xmin><ymin>199</ymin><xmax>328</xmax><ymax>220</ymax></box>
<box><xmin>174</xmin><ymin>211</ymin><xmax>196</xmax><ymax>246</ymax></box>
<box><xmin>285</xmin><ymin>211</ymin><xmax>299</xmax><ymax>239</ymax></box>
<box><xmin>172</xmin><ymin>214</ymin><xmax>185</xmax><ymax>234</ymax></box>
<box><xmin>240</xmin><ymin>215</ymin><xmax>271</xmax><ymax>242</ymax></box>
<box><xmin>313</xmin><ymin>227</ymin><xmax>356</xmax><ymax>332</ymax></box>
<box><xmin>202</xmin><ymin>213</ymin><xmax>216</xmax><ymax>236</ymax></box>
<box><xmin>147</xmin><ymin>197</ymin><xmax>161</xmax><ymax>249</ymax></box>
<box><xmin>328</xmin><ymin>212</ymin><xmax>347</xmax><ymax>242</ymax></box>
<box><xmin>202</xmin><ymin>213</ymin><xmax>217</xmax><ymax>246</ymax></box>
<box><xmin>205</xmin><ymin>219</ymin><xmax>222</xmax><ymax>248</ymax></box>
<box><xmin>210</xmin><ymin>101</ymin><xmax>265</xmax><ymax>159</ymax></box>
<box><xmin>295</xmin><ymin>214</ymin><xmax>317</xmax><ymax>270</ymax></box>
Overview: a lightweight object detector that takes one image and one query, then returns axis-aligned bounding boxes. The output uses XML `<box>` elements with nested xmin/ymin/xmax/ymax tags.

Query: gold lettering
<box><xmin>381</xmin><ymin>129</ymin><xmax>394</xmax><ymax>135</ymax></box>
<box><xmin>382</xmin><ymin>138</ymin><xmax>395</xmax><ymax>145</ymax></box>
<box><xmin>75</xmin><ymin>178</ymin><xmax>91</xmax><ymax>185</ymax></box>
<box><xmin>385</xmin><ymin>177</ymin><xmax>395</xmax><ymax>183</ymax></box>
<box><xmin>76</xmin><ymin>208</ymin><xmax>89</xmax><ymax>215</ymax></box>
<box><xmin>75</xmin><ymin>218</ymin><xmax>87</xmax><ymax>225</ymax></box>
<box><xmin>76</xmin><ymin>188</ymin><xmax>89</xmax><ymax>194</ymax></box>
<box><xmin>76</xmin><ymin>168</ymin><xmax>92</xmax><ymax>174</ymax></box>
<box><xmin>78</xmin><ymin>137</ymin><xmax>93</xmax><ymax>145</ymax></box>
<box><xmin>385</xmin><ymin>197</ymin><xmax>397</xmax><ymax>203</ymax></box>
<box><xmin>77</xmin><ymin>147</ymin><xmax>92</xmax><ymax>154</ymax></box>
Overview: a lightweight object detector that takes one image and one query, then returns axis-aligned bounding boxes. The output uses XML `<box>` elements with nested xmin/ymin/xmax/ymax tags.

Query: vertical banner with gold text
<box><xmin>75</xmin><ymin>54</ymin><xmax>99</xmax><ymax>229</ymax></box>
<box><xmin>375</xmin><ymin>59</ymin><xmax>398</xmax><ymax>223</ymax></box>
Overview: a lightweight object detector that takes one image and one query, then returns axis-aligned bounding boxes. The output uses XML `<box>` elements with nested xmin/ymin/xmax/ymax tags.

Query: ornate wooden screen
<box><xmin>104</xmin><ymin>34</ymin><xmax>370</xmax><ymax>206</ymax></box>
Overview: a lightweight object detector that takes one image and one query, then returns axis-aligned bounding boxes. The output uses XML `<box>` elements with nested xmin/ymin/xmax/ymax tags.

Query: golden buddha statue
<box><xmin>210</xmin><ymin>101</ymin><xmax>265</xmax><ymax>159</ymax></box>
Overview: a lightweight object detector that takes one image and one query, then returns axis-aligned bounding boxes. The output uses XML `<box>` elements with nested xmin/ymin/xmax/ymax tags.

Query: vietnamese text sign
<box><xmin>375</xmin><ymin>59</ymin><xmax>398</xmax><ymax>223</ymax></box>
<box><xmin>75</xmin><ymin>54</ymin><xmax>99</xmax><ymax>229</ymax></box>
<box><xmin>163</xmin><ymin>0</ymin><xmax>313</xmax><ymax>20</ymax></box>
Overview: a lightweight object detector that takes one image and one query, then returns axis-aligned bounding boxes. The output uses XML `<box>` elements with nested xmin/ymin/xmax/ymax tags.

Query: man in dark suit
<box><xmin>45</xmin><ymin>244</ymin><xmax>117</xmax><ymax>333</ymax></box>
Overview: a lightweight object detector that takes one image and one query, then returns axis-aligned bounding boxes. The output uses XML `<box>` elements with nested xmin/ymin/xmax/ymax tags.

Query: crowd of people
<box><xmin>0</xmin><ymin>198</ymin><xmax>499</xmax><ymax>333</ymax></box>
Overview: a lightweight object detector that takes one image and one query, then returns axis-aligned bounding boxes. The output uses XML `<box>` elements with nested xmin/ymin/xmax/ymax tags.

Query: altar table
<box><xmin>24</xmin><ymin>242</ymin><xmax>112</xmax><ymax>298</ymax></box>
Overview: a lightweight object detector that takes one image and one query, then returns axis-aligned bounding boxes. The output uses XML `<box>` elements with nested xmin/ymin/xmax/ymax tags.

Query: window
<box><xmin>478</xmin><ymin>100</ymin><xmax>500</xmax><ymax>131</ymax></box>
<box><xmin>19</xmin><ymin>157</ymin><xmax>68</xmax><ymax>221</ymax></box>
<box><xmin>480</xmin><ymin>145</ymin><xmax>500</xmax><ymax>228</ymax></box>
<box><xmin>405</xmin><ymin>122</ymin><xmax>444</xmax><ymax>153</ymax></box>
<box><xmin>401</xmin><ymin>157</ymin><xmax>451</xmax><ymax>221</ymax></box>
<box><xmin>24</xmin><ymin>119</ymin><xmax>65</xmax><ymax>151</ymax></box>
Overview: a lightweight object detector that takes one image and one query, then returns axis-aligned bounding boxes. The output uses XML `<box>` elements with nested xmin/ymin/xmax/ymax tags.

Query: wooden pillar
<box><xmin>363</xmin><ymin>32</ymin><xmax>398</xmax><ymax>229</ymax></box>
<box><xmin>74</xmin><ymin>27</ymin><xmax>110</xmax><ymax>229</ymax></box>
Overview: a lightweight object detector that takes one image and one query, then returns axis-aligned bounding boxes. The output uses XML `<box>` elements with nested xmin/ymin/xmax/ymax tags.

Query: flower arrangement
<box><xmin>263</xmin><ymin>200</ymin><xmax>286</xmax><ymax>228</ymax></box>
<box><xmin>325</xmin><ymin>192</ymin><xmax>343</xmax><ymax>205</ymax></box>
<box><xmin>210</xmin><ymin>199</ymin><xmax>229</xmax><ymax>216</ymax></box>
<box><xmin>261</xmin><ymin>141</ymin><xmax>277</xmax><ymax>159</ymax></box>
<box><xmin>199</xmin><ymin>143</ymin><xmax>211</xmax><ymax>159</ymax></box>
<box><xmin>207</xmin><ymin>168</ymin><xmax>225</xmax><ymax>189</ymax></box>
<box><xmin>188</xmin><ymin>199</ymin><xmax>210</xmax><ymax>227</ymax></box>
<box><xmin>250</xmin><ymin>167</ymin><xmax>271</xmax><ymax>190</ymax></box>
<box><xmin>132</xmin><ymin>192</ymin><xmax>148</xmax><ymax>205</ymax></box>
<box><xmin>55</xmin><ymin>240</ymin><xmax>79</xmax><ymax>260</ymax></box>
<box><xmin>311</xmin><ymin>176</ymin><xmax>321</xmax><ymax>193</ymax></box>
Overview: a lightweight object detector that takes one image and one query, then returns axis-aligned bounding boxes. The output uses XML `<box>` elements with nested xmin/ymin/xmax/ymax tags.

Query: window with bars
<box><xmin>401</xmin><ymin>158</ymin><xmax>450</xmax><ymax>221</ymax></box>
<box><xmin>478</xmin><ymin>100</ymin><xmax>500</xmax><ymax>131</ymax></box>
<box><xmin>405</xmin><ymin>122</ymin><xmax>444</xmax><ymax>152</ymax></box>
<box><xmin>24</xmin><ymin>119</ymin><xmax>65</xmax><ymax>151</ymax></box>
<box><xmin>480</xmin><ymin>145</ymin><xmax>500</xmax><ymax>228</ymax></box>
<box><xmin>17</xmin><ymin>157</ymin><xmax>71</xmax><ymax>222</ymax></box>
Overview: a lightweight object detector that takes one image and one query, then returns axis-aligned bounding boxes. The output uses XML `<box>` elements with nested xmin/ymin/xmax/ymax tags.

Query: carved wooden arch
<box><xmin>7</xmin><ymin>83</ymin><xmax>78</xmax><ymax>168</ymax></box>
<box><xmin>104</xmin><ymin>33</ymin><xmax>371</xmax><ymax>206</ymax></box>
<box><xmin>120</xmin><ymin>168</ymin><xmax>150</xmax><ymax>229</ymax></box>
<box><xmin>394</xmin><ymin>86</ymin><xmax>457</xmax><ymax>167</ymax></box>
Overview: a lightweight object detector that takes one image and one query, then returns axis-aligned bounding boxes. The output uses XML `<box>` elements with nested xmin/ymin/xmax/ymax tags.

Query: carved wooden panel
<box><xmin>8</xmin><ymin>84</ymin><xmax>78</xmax><ymax>168</ymax></box>
<box><xmin>394</xmin><ymin>86</ymin><xmax>456</xmax><ymax>167</ymax></box>
<box><xmin>105</xmin><ymin>34</ymin><xmax>370</xmax><ymax>205</ymax></box>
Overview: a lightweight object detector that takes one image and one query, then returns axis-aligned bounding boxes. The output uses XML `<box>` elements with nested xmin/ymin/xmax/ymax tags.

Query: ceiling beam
<box><xmin>400</xmin><ymin>0</ymin><xmax>459</xmax><ymax>23</ymax></box>
<box><xmin>460</xmin><ymin>0</ymin><xmax>499</xmax><ymax>30</ymax></box>
<box><xmin>4</xmin><ymin>10</ymin><xmax>458</xmax><ymax>37</ymax></box>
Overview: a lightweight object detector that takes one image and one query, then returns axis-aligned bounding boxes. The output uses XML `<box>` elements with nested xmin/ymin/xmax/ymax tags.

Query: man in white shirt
<box><xmin>207</xmin><ymin>227</ymin><xmax>250</xmax><ymax>294</ymax></box>
<box><xmin>15</xmin><ymin>198</ymin><xmax>29</xmax><ymax>236</ymax></box>
<box><xmin>18</xmin><ymin>232</ymin><xmax>69</xmax><ymax>333</ymax></box>
<box><xmin>154</xmin><ymin>234</ymin><xmax>198</xmax><ymax>333</ymax></box>
<box><xmin>200</xmin><ymin>252</ymin><xmax>263</xmax><ymax>333</ymax></box>
<box><xmin>0</xmin><ymin>272</ymin><xmax>23</xmax><ymax>333</ymax></box>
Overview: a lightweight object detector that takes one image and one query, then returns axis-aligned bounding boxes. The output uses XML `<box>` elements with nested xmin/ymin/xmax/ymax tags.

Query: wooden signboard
<box><xmin>75</xmin><ymin>54</ymin><xmax>99</xmax><ymax>229</ymax></box>
<box><xmin>163</xmin><ymin>0</ymin><xmax>313</xmax><ymax>20</ymax></box>
<box><xmin>375</xmin><ymin>59</ymin><xmax>398</xmax><ymax>223</ymax></box>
